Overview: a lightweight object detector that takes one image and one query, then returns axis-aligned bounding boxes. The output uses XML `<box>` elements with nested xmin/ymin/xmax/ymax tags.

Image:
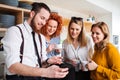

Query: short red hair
<box><xmin>41</xmin><ymin>12</ymin><xmax>62</xmax><ymax>38</ymax></box>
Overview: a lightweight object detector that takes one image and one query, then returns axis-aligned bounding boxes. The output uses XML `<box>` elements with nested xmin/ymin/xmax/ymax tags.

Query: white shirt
<box><xmin>63</xmin><ymin>35</ymin><xmax>94</xmax><ymax>70</ymax></box>
<box><xmin>1</xmin><ymin>21</ymin><xmax>47</xmax><ymax>75</ymax></box>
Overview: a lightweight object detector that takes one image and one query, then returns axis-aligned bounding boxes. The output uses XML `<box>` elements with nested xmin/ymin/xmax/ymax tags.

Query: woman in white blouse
<box><xmin>63</xmin><ymin>17</ymin><xmax>94</xmax><ymax>80</ymax></box>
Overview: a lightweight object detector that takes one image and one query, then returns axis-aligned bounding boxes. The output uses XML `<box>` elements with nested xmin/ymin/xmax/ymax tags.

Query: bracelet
<box><xmin>46</xmin><ymin>58</ymin><xmax>49</xmax><ymax>64</ymax></box>
<box><xmin>46</xmin><ymin>58</ymin><xmax>52</xmax><ymax>67</ymax></box>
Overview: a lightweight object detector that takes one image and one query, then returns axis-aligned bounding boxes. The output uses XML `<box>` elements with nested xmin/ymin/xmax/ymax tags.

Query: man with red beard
<box><xmin>1</xmin><ymin>2</ymin><xmax>68</xmax><ymax>80</ymax></box>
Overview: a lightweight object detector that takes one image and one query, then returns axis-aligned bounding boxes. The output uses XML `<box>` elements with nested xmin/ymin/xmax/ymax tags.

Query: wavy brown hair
<box><xmin>40</xmin><ymin>12</ymin><xmax>62</xmax><ymax>38</ymax></box>
<box><xmin>91</xmin><ymin>22</ymin><xmax>110</xmax><ymax>51</ymax></box>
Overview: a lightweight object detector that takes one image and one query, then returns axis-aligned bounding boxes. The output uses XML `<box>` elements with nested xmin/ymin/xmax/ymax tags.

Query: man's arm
<box><xmin>9</xmin><ymin>62</ymin><xmax>68</xmax><ymax>78</ymax></box>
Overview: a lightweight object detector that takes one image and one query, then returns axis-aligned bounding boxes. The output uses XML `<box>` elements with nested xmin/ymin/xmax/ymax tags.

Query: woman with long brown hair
<box><xmin>87</xmin><ymin>22</ymin><xmax>120</xmax><ymax>80</ymax></box>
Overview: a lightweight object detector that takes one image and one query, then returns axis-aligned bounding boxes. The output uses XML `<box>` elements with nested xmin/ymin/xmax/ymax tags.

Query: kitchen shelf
<box><xmin>19</xmin><ymin>0</ymin><xmax>34</xmax><ymax>4</ymax></box>
<box><xmin>0</xmin><ymin>3</ymin><xmax>30</xmax><ymax>32</ymax></box>
<box><xmin>0</xmin><ymin>3</ymin><xmax>93</xmax><ymax>34</ymax></box>
<box><xmin>0</xmin><ymin>28</ymin><xmax>7</xmax><ymax>32</ymax></box>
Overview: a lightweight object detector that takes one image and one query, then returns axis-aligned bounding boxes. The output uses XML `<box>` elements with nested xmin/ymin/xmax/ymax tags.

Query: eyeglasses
<box><xmin>71</xmin><ymin>17</ymin><xmax>83</xmax><ymax>21</ymax></box>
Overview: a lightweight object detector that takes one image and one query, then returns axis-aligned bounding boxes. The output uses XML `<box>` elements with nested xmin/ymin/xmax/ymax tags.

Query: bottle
<box><xmin>87</xmin><ymin>15</ymin><xmax>92</xmax><ymax>22</ymax></box>
<box><xmin>92</xmin><ymin>16</ymin><xmax>95</xmax><ymax>22</ymax></box>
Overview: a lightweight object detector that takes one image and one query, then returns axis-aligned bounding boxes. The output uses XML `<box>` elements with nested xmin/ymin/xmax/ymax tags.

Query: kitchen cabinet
<box><xmin>84</xmin><ymin>21</ymin><xmax>92</xmax><ymax>34</ymax></box>
<box><xmin>62</xmin><ymin>18</ymin><xmax>70</xmax><ymax>26</ymax></box>
<box><xmin>0</xmin><ymin>3</ymin><xmax>30</xmax><ymax>32</ymax></box>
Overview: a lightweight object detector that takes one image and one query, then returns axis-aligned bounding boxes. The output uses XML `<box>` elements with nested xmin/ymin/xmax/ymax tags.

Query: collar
<box><xmin>23</xmin><ymin>20</ymin><xmax>33</xmax><ymax>34</ymax></box>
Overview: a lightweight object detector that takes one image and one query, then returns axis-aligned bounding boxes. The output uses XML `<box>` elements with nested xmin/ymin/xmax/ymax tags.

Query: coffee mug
<box><xmin>55</xmin><ymin>44</ymin><xmax>62</xmax><ymax>49</ymax></box>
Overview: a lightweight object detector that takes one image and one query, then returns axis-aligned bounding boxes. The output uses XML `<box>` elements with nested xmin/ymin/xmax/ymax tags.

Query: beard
<box><xmin>30</xmin><ymin>16</ymin><xmax>41</xmax><ymax>34</ymax></box>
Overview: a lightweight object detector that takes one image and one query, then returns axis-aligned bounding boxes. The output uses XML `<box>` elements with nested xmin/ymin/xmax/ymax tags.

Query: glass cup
<box><xmin>81</xmin><ymin>61</ymin><xmax>88</xmax><ymax>71</ymax></box>
<box><xmin>72</xmin><ymin>59</ymin><xmax>80</xmax><ymax>72</ymax></box>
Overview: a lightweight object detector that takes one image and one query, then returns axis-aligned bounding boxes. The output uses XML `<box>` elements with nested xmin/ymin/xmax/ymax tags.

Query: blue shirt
<box><xmin>46</xmin><ymin>36</ymin><xmax>60</xmax><ymax>58</ymax></box>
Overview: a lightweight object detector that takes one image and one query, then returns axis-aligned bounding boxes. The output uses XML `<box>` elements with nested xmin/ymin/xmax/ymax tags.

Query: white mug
<box><xmin>55</xmin><ymin>44</ymin><xmax>62</xmax><ymax>49</ymax></box>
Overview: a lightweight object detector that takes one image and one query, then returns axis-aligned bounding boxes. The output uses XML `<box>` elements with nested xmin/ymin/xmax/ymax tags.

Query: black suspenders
<box><xmin>16</xmin><ymin>26</ymin><xmax>24</xmax><ymax>63</ymax></box>
<box><xmin>16</xmin><ymin>26</ymin><xmax>42</xmax><ymax>67</ymax></box>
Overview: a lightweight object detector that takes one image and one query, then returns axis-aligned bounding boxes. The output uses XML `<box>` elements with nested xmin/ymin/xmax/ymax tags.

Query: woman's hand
<box><xmin>86</xmin><ymin>60</ymin><xmax>98</xmax><ymax>71</ymax></box>
<box><xmin>46</xmin><ymin>44</ymin><xmax>55</xmax><ymax>53</ymax></box>
<box><xmin>71</xmin><ymin>59</ymin><xmax>79</xmax><ymax>67</ymax></box>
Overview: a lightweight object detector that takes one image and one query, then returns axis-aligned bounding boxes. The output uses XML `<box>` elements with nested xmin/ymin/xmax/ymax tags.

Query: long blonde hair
<box><xmin>66</xmin><ymin>17</ymin><xmax>88</xmax><ymax>47</ymax></box>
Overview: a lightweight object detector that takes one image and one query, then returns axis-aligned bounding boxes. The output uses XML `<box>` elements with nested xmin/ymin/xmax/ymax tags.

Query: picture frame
<box><xmin>113</xmin><ymin>35</ymin><xmax>119</xmax><ymax>45</ymax></box>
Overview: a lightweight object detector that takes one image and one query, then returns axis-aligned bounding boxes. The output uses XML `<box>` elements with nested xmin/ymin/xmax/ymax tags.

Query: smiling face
<box><xmin>91</xmin><ymin>26</ymin><xmax>105</xmax><ymax>44</ymax></box>
<box><xmin>69</xmin><ymin>22</ymin><xmax>82</xmax><ymax>40</ymax></box>
<box><xmin>46</xmin><ymin>19</ymin><xmax>58</xmax><ymax>36</ymax></box>
<box><xmin>31</xmin><ymin>8</ymin><xmax>50</xmax><ymax>33</ymax></box>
